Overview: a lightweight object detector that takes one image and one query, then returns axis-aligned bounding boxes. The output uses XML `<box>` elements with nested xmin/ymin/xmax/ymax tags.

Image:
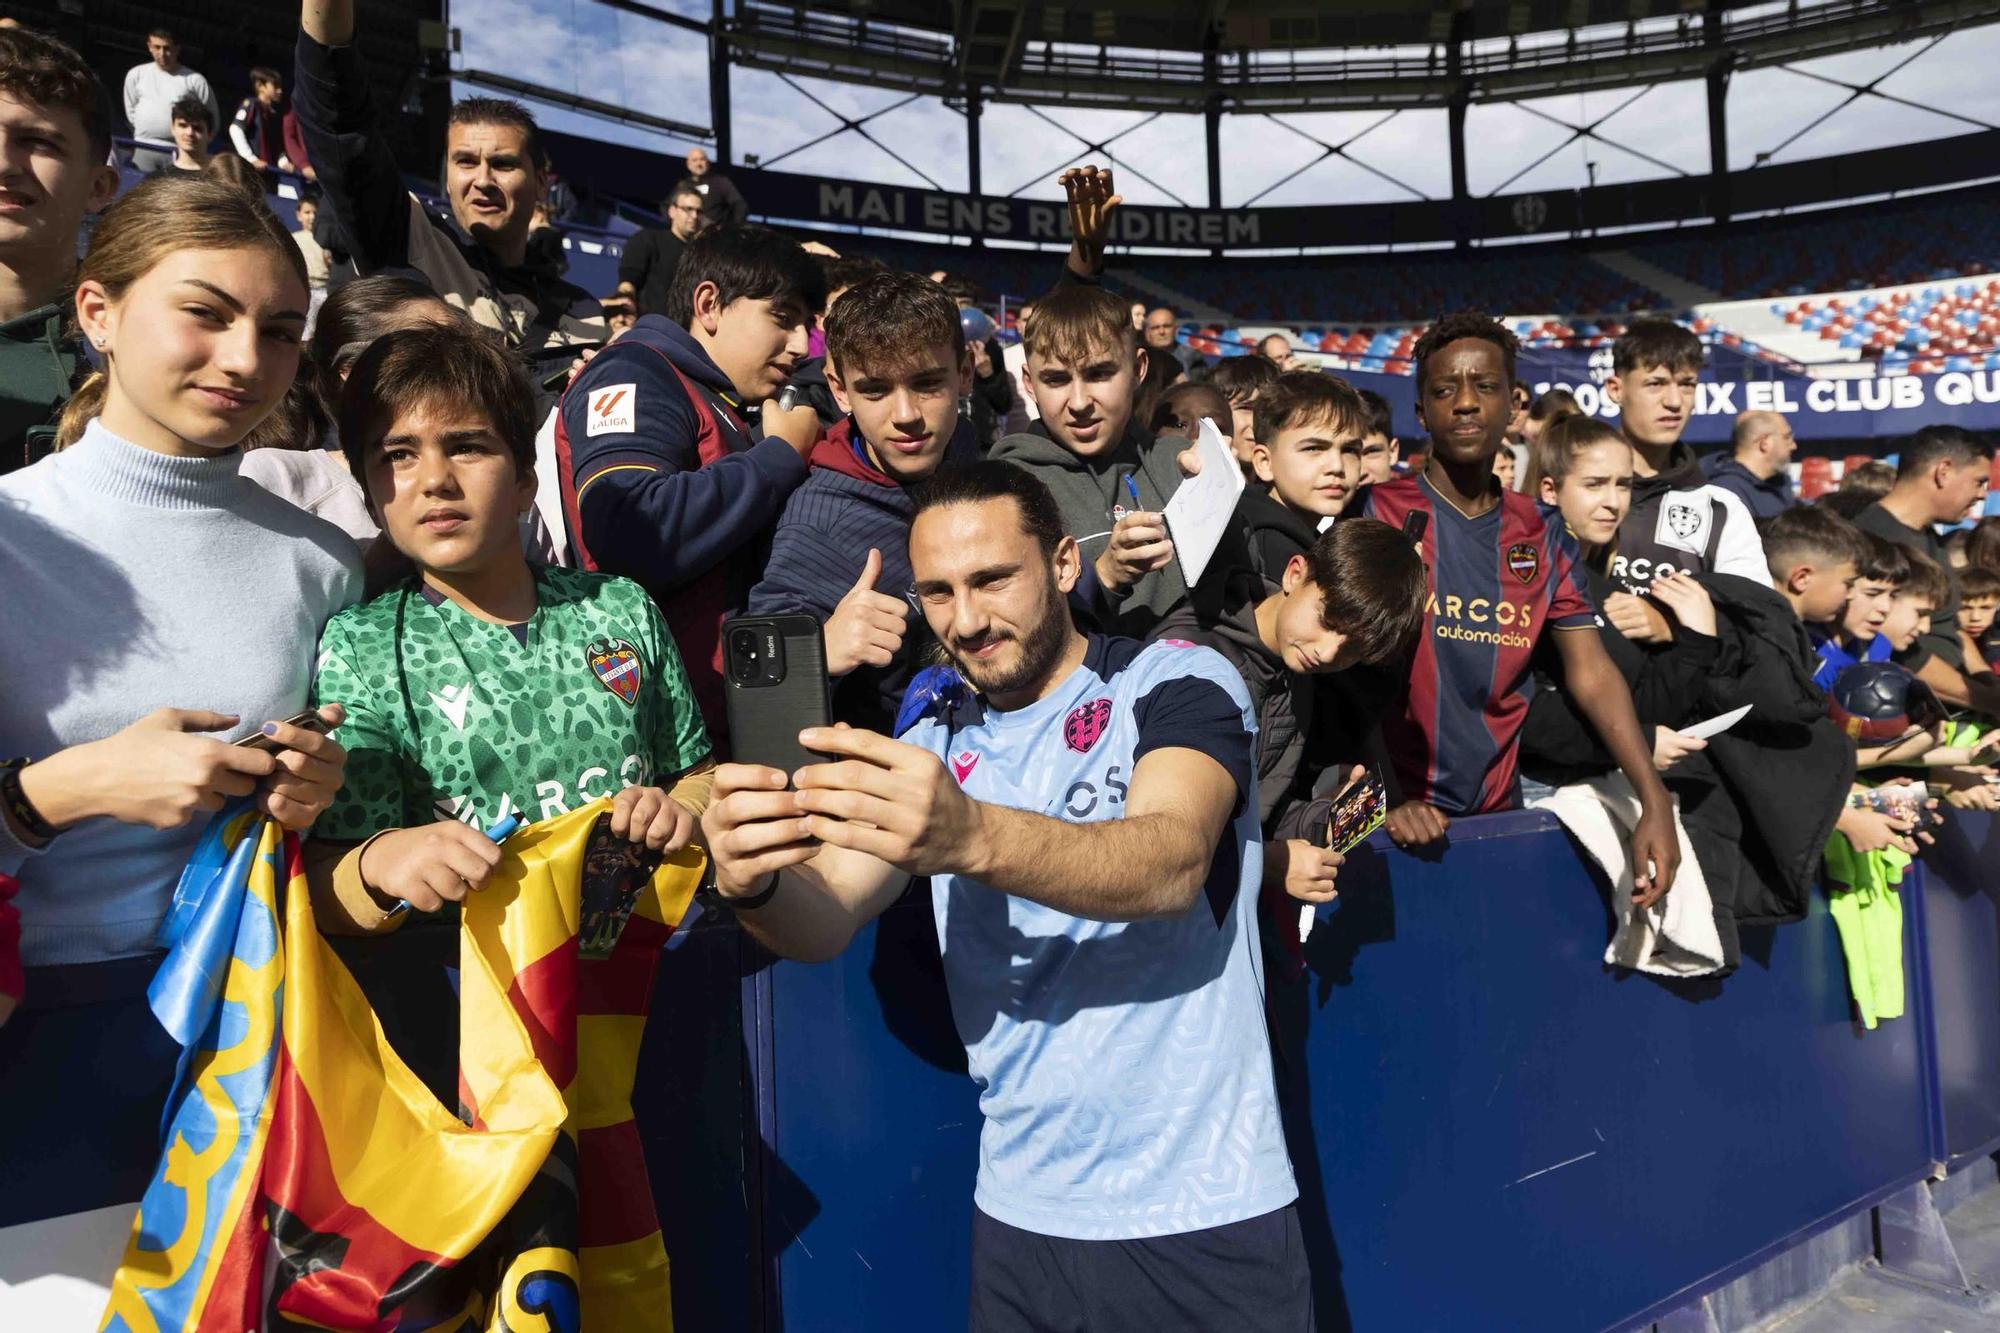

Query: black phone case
<box><xmin>722</xmin><ymin>614</ymin><xmax>833</xmax><ymax>778</ymax></box>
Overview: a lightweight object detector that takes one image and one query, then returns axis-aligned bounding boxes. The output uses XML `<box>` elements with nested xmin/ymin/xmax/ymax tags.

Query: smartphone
<box><xmin>722</xmin><ymin>614</ymin><xmax>832</xmax><ymax>779</ymax></box>
<box><xmin>232</xmin><ymin>709</ymin><xmax>328</xmax><ymax>754</ymax></box>
<box><xmin>1324</xmin><ymin>770</ymin><xmax>1388</xmax><ymax>856</ymax></box>
<box><xmin>1401</xmin><ymin>511</ymin><xmax>1429</xmax><ymax>546</ymax></box>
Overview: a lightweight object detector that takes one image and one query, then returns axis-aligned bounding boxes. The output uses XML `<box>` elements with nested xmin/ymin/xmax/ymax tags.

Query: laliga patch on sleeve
<box><xmin>1654</xmin><ymin>496</ymin><xmax>1714</xmax><ymax>556</ymax></box>
<box><xmin>586</xmin><ymin>383</ymin><xmax>638</xmax><ymax>437</ymax></box>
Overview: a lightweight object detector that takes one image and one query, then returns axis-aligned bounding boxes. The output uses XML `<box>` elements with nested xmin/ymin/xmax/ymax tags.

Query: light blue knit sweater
<box><xmin>0</xmin><ymin>421</ymin><xmax>362</xmax><ymax>966</ymax></box>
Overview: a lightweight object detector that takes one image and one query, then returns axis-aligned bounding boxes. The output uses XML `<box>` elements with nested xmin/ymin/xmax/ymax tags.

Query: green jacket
<box><xmin>0</xmin><ymin>303</ymin><xmax>81</xmax><ymax>476</ymax></box>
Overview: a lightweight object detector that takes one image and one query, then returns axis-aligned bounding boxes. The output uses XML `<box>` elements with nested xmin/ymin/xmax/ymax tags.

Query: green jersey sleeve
<box><xmin>638</xmin><ymin>593</ymin><xmax>712</xmax><ymax>777</ymax></box>
<box><xmin>310</xmin><ymin>615</ymin><xmax>418</xmax><ymax>841</ymax></box>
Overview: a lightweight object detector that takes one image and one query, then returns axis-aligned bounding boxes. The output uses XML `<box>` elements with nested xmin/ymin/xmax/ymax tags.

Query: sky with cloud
<box><xmin>453</xmin><ymin>1</ymin><xmax>2000</xmax><ymax>218</ymax></box>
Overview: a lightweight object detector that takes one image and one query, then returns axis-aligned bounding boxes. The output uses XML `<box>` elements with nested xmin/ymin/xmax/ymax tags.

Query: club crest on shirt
<box><xmin>586</xmin><ymin>638</ymin><xmax>643</xmax><ymax>706</ymax></box>
<box><xmin>951</xmin><ymin>750</ymin><xmax>980</xmax><ymax>783</ymax></box>
<box><xmin>1657</xmin><ymin>497</ymin><xmax>1713</xmax><ymax>555</ymax></box>
<box><xmin>1064</xmin><ymin>697</ymin><xmax>1114</xmax><ymax>754</ymax></box>
<box><xmin>1505</xmin><ymin>542</ymin><xmax>1539</xmax><ymax>586</ymax></box>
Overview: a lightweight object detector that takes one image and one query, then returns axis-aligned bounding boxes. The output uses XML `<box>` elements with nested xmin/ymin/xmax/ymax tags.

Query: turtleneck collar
<box><xmin>63</xmin><ymin>418</ymin><xmax>245</xmax><ymax>511</ymax></box>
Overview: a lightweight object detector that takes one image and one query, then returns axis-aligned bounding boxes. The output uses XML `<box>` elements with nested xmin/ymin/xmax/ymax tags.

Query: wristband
<box><xmin>725</xmin><ymin>874</ymin><xmax>782</xmax><ymax>912</ymax></box>
<box><xmin>1</xmin><ymin>759</ymin><xmax>58</xmax><ymax>846</ymax></box>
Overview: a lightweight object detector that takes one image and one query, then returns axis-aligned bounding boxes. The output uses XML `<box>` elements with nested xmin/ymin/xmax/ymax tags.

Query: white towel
<box><xmin>1528</xmin><ymin>773</ymin><xmax>1726</xmax><ymax>977</ymax></box>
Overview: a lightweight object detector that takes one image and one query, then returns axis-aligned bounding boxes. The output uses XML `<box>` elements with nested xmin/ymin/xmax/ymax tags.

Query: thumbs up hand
<box><xmin>823</xmin><ymin>549</ymin><xmax>911</xmax><ymax>677</ymax></box>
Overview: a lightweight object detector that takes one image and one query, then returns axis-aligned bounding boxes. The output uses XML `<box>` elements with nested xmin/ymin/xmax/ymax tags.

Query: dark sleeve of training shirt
<box><xmin>558</xmin><ymin>340</ymin><xmax>807</xmax><ymax>593</ymax></box>
<box><xmin>292</xmin><ymin>31</ymin><xmax>411</xmax><ymax>272</ymax></box>
<box><xmin>1133</xmin><ymin>668</ymin><xmax>1256</xmax><ymax>816</ymax></box>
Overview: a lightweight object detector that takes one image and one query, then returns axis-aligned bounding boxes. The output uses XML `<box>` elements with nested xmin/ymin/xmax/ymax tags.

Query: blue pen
<box><xmin>1124</xmin><ymin>473</ymin><xmax>1143</xmax><ymax>511</ymax></box>
<box><xmin>385</xmin><ymin>813</ymin><xmax>524</xmax><ymax>918</ymax></box>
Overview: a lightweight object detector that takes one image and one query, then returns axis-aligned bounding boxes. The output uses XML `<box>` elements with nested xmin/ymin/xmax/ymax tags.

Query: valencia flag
<box><xmin>100</xmin><ymin>799</ymin><xmax>704</xmax><ymax>1332</ymax></box>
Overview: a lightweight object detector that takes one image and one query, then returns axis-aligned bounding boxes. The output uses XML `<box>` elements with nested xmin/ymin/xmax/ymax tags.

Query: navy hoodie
<box><xmin>555</xmin><ymin>314</ymin><xmax>809</xmax><ymax>742</ymax></box>
<box><xmin>748</xmin><ymin>415</ymin><xmax>975</xmax><ymax>730</ymax></box>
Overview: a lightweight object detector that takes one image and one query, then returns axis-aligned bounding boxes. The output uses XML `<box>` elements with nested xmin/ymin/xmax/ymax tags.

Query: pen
<box><xmin>385</xmin><ymin>813</ymin><xmax>525</xmax><ymax>918</ymax></box>
<box><xmin>1124</xmin><ymin>473</ymin><xmax>1143</xmax><ymax>511</ymax></box>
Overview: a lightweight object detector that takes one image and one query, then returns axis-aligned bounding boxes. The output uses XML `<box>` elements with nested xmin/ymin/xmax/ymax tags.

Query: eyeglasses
<box><xmin>669</xmin><ymin>202</ymin><xmax>699</xmax><ymax>214</ymax></box>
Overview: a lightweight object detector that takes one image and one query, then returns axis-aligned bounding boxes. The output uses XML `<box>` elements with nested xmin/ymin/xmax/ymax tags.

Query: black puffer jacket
<box><xmin>1154</xmin><ymin>565</ymin><xmax>1314</xmax><ymax>832</ymax></box>
<box><xmin>1520</xmin><ymin>560</ymin><xmax>1718</xmax><ymax>788</ymax></box>
<box><xmin>1669</xmin><ymin>574</ymin><xmax>1854</xmax><ymax>966</ymax></box>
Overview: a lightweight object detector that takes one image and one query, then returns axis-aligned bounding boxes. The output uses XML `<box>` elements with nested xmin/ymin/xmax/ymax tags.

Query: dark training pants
<box><xmin>968</xmin><ymin>1203</ymin><xmax>1314</xmax><ymax>1333</ymax></box>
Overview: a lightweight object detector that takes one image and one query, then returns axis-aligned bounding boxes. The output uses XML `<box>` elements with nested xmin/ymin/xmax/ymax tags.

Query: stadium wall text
<box><xmin>1520</xmin><ymin>348</ymin><xmax>2000</xmax><ymax>444</ymax></box>
<box><xmin>810</xmin><ymin>183</ymin><xmax>1263</xmax><ymax>247</ymax></box>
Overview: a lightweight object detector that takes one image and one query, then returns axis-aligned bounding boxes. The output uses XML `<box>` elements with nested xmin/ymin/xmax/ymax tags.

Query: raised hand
<box><xmin>1061</xmin><ymin>165</ymin><xmax>1122</xmax><ymax>276</ymax></box>
<box><xmin>824</xmin><ymin>548</ymin><xmax>911</xmax><ymax>676</ymax></box>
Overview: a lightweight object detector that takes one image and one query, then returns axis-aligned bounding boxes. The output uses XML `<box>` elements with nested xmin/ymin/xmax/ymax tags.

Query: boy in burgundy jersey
<box><xmin>1354</xmin><ymin>312</ymin><xmax>1679</xmax><ymax>906</ymax></box>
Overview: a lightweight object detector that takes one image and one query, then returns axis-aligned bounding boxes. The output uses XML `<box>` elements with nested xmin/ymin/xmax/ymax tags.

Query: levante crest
<box><xmin>586</xmin><ymin>638</ymin><xmax>642</xmax><ymax>706</ymax></box>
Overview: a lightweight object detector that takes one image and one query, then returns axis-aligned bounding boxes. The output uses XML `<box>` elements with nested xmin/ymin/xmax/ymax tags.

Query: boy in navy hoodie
<box><xmin>747</xmin><ymin>271</ymin><xmax>974</xmax><ymax>730</ymax></box>
<box><xmin>556</xmin><ymin>224</ymin><xmax>827</xmax><ymax>744</ymax></box>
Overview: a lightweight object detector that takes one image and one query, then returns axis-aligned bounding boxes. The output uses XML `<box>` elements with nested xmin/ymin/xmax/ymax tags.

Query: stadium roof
<box><xmin>728</xmin><ymin>0</ymin><xmax>1995</xmax><ymax>111</ymax></box>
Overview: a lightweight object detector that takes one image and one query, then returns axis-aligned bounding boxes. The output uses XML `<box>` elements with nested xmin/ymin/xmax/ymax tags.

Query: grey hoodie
<box><xmin>991</xmin><ymin>420</ymin><xmax>1190</xmax><ymax>639</ymax></box>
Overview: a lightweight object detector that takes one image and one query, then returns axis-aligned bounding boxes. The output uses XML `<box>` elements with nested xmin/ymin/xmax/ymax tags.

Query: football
<box><xmin>1826</xmin><ymin>661</ymin><xmax>1942</xmax><ymax>743</ymax></box>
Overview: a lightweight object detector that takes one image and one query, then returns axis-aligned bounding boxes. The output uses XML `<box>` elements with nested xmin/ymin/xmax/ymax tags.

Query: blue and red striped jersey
<box><xmin>1358</xmin><ymin>475</ymin><xmax>1599</xmax><ymax>816</ymax></box>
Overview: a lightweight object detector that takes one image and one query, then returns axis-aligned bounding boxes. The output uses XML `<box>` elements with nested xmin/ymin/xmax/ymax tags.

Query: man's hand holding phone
<box><xmin>701</xmin><ymin>764</ymin><xmax>818</xmax><ymax>901</ymax></box>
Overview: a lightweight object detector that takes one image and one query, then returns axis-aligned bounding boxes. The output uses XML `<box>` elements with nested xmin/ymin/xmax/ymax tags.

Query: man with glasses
<box><xmin>1143</xmin><ymin>305</ymin><xmax>1201</xmax><ymax>376</ymax></box>
<box><xmin>619</xmin><ymin>184</ymin><xmax>706</xmax><ymax>318</ymax></box>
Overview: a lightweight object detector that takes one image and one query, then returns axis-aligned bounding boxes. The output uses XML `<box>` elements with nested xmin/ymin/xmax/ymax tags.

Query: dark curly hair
<box><xmin>1411</xmin><ymin>311</ymin><xmax>1518</xmax><ymax>394</ymax></box>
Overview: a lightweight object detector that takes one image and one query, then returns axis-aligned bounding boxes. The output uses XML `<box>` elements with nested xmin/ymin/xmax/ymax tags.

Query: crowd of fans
<box><xmin>5</xmin><ymin>11</ymin><xmax>2000</xmax><ymax>1329</ymax></box>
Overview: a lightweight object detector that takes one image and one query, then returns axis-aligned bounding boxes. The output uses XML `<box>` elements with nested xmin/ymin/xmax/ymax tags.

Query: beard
<box><xmin>951</xmin><ymin>577</ymin><xmax>1072</xmax><ymax>698</ymax></box>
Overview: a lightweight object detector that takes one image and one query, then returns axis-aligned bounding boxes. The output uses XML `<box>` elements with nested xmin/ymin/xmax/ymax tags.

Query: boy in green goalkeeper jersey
<box><xmin>305</xmin><ymin>324</ymin><xmax>714</xmax><ymax>932</ymax></box>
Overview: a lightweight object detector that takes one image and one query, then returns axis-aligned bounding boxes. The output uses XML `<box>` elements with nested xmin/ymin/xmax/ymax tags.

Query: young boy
<box><xmin>0</xmin><ymin>27</ymin><xmax>120</xmax><ymax>472</ymax></box>
<box><xmin>1156</xmin><ymin>519</ymin><xmax>1426</xmax><ymax>903</ymax></box>
<box><xmin>307</xmin><ymin>325</ymin><xmax>714</xmax><ymax>1323</ymax></box>
<box><xmin>1762</xmin><ymin>504</ymin><xmax>1866</xmax><ymax>630</ymax></box>
<box><xmin>165</xmin><ymin>93</ymin><xmax>211</xmax><ymax>174</ymax></box>
<box><xmin>309</xmin><ymin>325</ymin><xmax>714</xmax><ymax>932</ymax></box>
<box><xmin>1957</xmin><ymin>565</ymin><xmax>2000</xmax><ymax>672</ymax></box>
<box><xmin>1202</xmin><ymin>353</ymin><xmax>1280</xmax><ymax>477</ymax></box>
<box><xmin>1239</xmin><ymin>370</ymin><xmax>1369</xmax><ymax>583</ymax></box>
<box><xmin>1605</xmin><ymin>319</ymin><xmax>1769</xmax><ymax>595</ymax></box>
<box><xmin>557</xmin><ymin>223</ymin><xmax>828</xmax><ymax>743</ymax></box>
<box><xmin>1354</xmin><ymin>387</ymin><xmax>1400</xmax><ymax>486</ymax></box>
<box><xmin>1352</xmin><ymin>311</ymin><xmax>1679</xmax><ymax>904</ymax></box>
<box><xmin>1812</xmin><ymin>532</ymin><xmax>1908</xmax><ymax>691</ymax></box>
<box><xmin>992</xmin><ymin>281</ymin><xmax>1191</xmax><ymax>639</ymax></box>
<box><xmin>747</xmin><ymin>270</ymin><xmax>974</xmax><ymax>730</ymax></box>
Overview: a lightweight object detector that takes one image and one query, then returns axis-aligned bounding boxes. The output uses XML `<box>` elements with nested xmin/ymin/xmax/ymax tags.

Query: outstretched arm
<box><xmin>1555</xmin><ymin>627</ymin><xmax>1681</xmax><ymax>906</ymax></box>
<box><xmin>791</xmin><ymin>726</ymin><xmax>1237</xmax><ymax>922</ymax></box>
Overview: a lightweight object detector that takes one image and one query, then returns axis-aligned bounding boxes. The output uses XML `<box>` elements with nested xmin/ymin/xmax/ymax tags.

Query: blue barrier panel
<box><xmin>727</xmin><ymin>811</ymin><xmax>1938</xmax><ymax>1331</ymax></box>
<box><xmin>1909</xmin><ymin>809</ymin><xmax>2000</xmax><ymax>1164</ymax></box>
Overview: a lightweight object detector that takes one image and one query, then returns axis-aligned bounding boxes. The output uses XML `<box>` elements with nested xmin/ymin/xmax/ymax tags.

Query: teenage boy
<box><xmin>1763</xmin><ymin>505</ymin><xmax>1866</xmax><ymax>631</ymax></box>
<box><xmin>1239</xmin><ymin>370</ymin><xmax>1368</xmax><ymax>582</ymax></box>
<box><xmin>747</xmin><ymin>270</ymin><xmax>974</xmax><ymax>730</ymax></box>
<box><xmin>1853</xmin><ymin>423</ymin><xmax>1997</xmax><ymax>711</ymax></box>
<box><xmin>1353</xmin><ymin>311</ymin><xmax>1679</xmax><ymax>903</ymax></box>
<box><xmin>993</xmin><ymin>282</ymin><xmax>1189</xmax><ymax>639</ymax></box>
<box><xmin>1156</xmin><ymin>519</ymin><xmax>1425</xmax><ymax>902</ymax></box>
<box><xmin>0</xmin><ymin>27</ymin><xmax>119</xmax><ymax>473</ymax></box>
<box><xmin>163</xmin><ymin>94</ymin><xmax>212</xmax><ymax>175</ymax></box>
<box><xmin>229</xmin><ymin>66</ymin><xmax>308</xmax><ymax>176</ymax></box>
<box><xmin>1355</xmin><ymin>387</ymin><xmax>1400</xmax><ymax>486</ymax></box>
<box><xmin>557</xmin><ymin>223</ymin><xmax>826</xmax><ymax>742</ymax></box>
<box><xmin>296</xmin><ymin>0</ymin><xmax>606</xmax><ymax>384</ymax></box>
<box><xmin>1605</xmin><ymin>318</ymin><xmax>1769</xmax><ymax>596</ymax></box>
<box><xmin>1151</xmin><ymin>381</ymin><xmax>1232</xmax><ymax>443</ymax></box>
<box><xmin>309</xmin><ymin>324</ymin><xmax>714</xmax><ymax>930</ymax></box>
<box><xmin>1201</xmin><ymin>354</ymin><xmax>1279</xmax><ymax>476</ymax></box>
<box><xmin>1812</xmin><ymin>533</ymin><xmax>1908</xmax><ymax>691</ymax></box>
